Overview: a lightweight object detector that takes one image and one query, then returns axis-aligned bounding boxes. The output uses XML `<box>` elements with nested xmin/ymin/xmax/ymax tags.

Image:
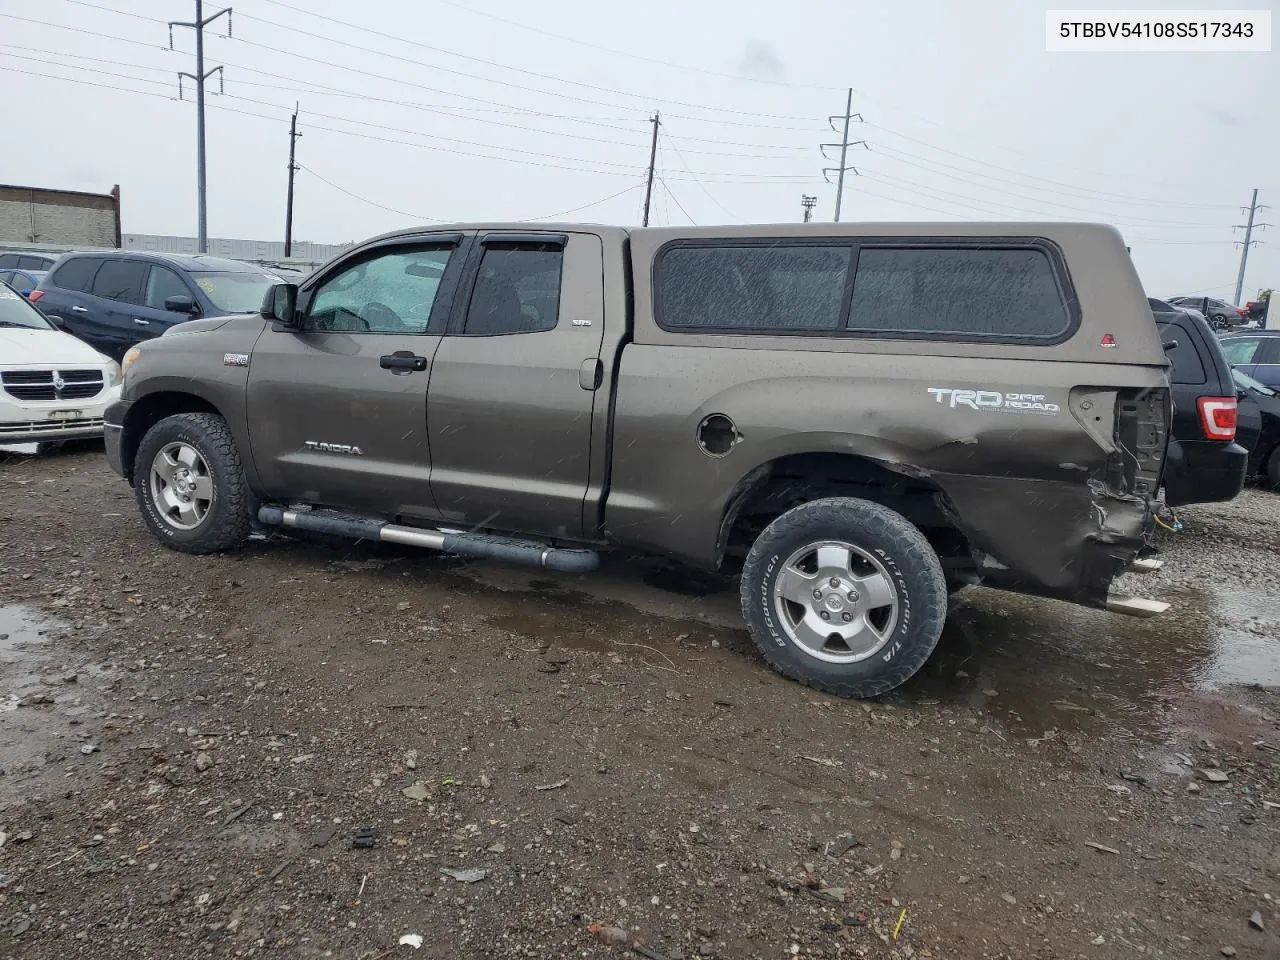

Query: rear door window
<box><xmin>463</xmin><ymin>243</ymin><xmax>564</xmax><ymax>335</ymax></box>
<box><xmin>847</xmin><ymin>247</ymin><xmax>1071</xmax><ymax>340</ymax></box>
<box><xmin>1156</xmin><ymin>321</ymin><xmax>1206</xmax><ymax>385</ymax></box>
<box><xmin>51</xmin><ymin>256</ymin><xmax>103</xmax><ymax>292</ymax></box>
<box><xmin>91</xmin><ymin>260</ymin><xmax>148</xmax><ymax>304</ymax></box>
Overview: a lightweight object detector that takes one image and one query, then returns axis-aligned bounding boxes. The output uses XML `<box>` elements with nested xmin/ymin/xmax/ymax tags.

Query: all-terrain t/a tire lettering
<box><xmin>739</xmin><ymin>497</ymin><xmax>948</xmax><ymax>698</ymax></box>
<box><xmin>132</xmin><ymin>412</ymin><xmax>253</xmax><ymax>554</ymax></box>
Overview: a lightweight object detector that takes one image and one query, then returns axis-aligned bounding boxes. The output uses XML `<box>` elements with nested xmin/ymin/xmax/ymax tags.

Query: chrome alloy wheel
<box><xmin>772</xmin><ymin>540</ymin><xmax>899</xmax><ymax>663</ymax></box>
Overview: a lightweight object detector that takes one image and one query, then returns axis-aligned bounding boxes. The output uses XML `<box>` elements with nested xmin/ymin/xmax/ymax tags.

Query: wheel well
<box><xmin>719</xmin><ymin>453</ymin><xmax>973</xmax><ymax>574</ymax></box>
<box><xmin>120</xmin><ymin>392</ymin><xmax>221</xmax><ymax>483</ymax></box>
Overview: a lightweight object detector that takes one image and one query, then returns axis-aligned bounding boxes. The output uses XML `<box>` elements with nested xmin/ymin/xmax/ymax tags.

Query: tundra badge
<box><xmin>304</xmin><ymin>441</ymin><xmax>364</xmax><ymax>455</ymax></box>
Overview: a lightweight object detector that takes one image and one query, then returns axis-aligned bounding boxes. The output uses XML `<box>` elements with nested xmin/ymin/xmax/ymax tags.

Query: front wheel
<box><xmin>740</xmin><ymin>497</ymin><xmax>948</xmax><ymax>699</ymax></box>
<box><xmin>133</xmin><ymin>412</ymin><xmax>253</xmax><ymax>554</ymax></box>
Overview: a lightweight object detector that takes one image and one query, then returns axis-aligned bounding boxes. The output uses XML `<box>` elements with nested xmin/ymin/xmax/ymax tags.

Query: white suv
<box><xmin>0</xmin><ymin>280</ymin><xmax>121</xmax><ymax>445</ymax></box>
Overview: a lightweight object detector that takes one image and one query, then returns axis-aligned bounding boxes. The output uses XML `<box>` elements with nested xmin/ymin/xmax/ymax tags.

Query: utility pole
<box><xmin>1233</xmin><ymin>188</ymin><xmax>1270</xmax><ymax>305</ymax></box>
<box><xmin>284</xmin><ymin>105</ymin><xmax>301</xmax><ymax>258</ymax></box>
<box><xmin>821</xmin><ymin>88</ymin><xmax>866</xmax><ymax>222</ymax></box>
<box><xmin>169</xmin><ymin>0</ymin><xmax>232</xmax><ymax>254</ymax></box>
<box><xmin>801</xmin><ymin>195</ymin><xmax>817</xmax><ymax>223</ymax></box>
<box><xmin>642</xmin><ymin>111</ymin><xmax>661</xmax><ymax>228</ymax></box>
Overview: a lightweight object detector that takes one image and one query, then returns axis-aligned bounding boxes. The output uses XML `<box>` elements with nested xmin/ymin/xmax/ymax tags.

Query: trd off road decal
<box><xmin>926</xmin><ymin>387</ymin><xmax>1061</xmax><ymax>416</ymax></box>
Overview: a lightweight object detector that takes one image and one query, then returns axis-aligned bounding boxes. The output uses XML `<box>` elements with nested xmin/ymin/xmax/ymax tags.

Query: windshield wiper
<box><xmin>0</xmin><ymin>320</ymin><xmax>43</xmax><ymax>329</ymax></box>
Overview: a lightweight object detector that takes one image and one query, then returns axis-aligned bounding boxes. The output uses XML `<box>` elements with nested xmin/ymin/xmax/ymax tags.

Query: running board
<box><xmin>257</xmin><ymin>506</ymin><xmax>600</xmax><ymax>573</ymax></box>
<box><xmin>1105</xmin><ymin>595</ymin><xmax>1170</xmax><ymax>618</ymax></box>
<box><xmin>1130</xmin><ymin>557</ymin><xmax>1164</xmax><ymax>573</ymax></box>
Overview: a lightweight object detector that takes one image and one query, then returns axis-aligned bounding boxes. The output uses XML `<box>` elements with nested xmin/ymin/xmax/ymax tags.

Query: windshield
<box><xmin>0</xmin><ymin>282</ymin><xmax>53</xmax><ymax>330</ymax></box>
<box><xmin>1234</xmin><ymin>368</ymin><xmax>1277</xmax><ymax>397</ymax></box>
<box><xmin>190</xmin><ymin>271</ymin><xmax>279</xmax><ymax>313</ymax></box>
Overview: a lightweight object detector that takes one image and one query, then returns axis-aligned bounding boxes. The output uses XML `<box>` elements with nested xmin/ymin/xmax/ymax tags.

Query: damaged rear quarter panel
<box><xmin>605</xmin><ymin>346</ymin><xmax>1168</xmax><ymax>602</ymax></box>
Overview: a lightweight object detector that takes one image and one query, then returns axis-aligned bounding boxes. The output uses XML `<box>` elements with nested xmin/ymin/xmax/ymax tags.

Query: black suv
<box><xmin>31</xmin><ymin>252</ymin><xmax>282</xmax><ymax>360</ymax></box>
<box><xmin>1151</xmin><ymin>298</ymin><xmax>1252</xmax><ymax>506</ymax></box>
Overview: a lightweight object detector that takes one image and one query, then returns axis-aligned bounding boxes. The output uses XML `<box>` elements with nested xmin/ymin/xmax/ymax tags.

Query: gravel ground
<box><xmin>1</xmin><ymin>443</ymin><xmax>1279</xmax><ymax>960</ymax></box>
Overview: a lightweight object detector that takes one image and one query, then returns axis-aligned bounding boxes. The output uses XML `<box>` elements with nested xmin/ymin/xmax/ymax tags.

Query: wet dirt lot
<box><xmin>1</xmin><ymin>443</ymin><xmax>1279</xmax><ymax>960</ymax></box>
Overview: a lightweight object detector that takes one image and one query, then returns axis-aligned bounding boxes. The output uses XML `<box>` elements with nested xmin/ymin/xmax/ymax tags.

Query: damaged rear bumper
<box><xmin>934</xmin><ymin>472</ymin><xmax>1158</xmax><ymax>610</ymax></box>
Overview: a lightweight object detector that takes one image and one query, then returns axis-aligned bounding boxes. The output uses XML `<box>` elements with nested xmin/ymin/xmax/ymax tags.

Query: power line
<box><xmin>661</xmin><ymin>133</ymin><xmax>740</xmax><ymax>221</ymax></box>
<box><xmin>428</xmin><ymin>0</ymin><xmax>841</xmax><ymax>92</ymax></box>
<box><xmin>864</xmin><ymin>121</ymin><xmax>1235</xmax><ymax>210</ymax></box>
<box><xmin>55</xmin><ymin>0</ymin><xmax>825</xmax><ymax>126</ymax></box>
<box><xmin>525</xmin><ymin>183</ymin><xmax>647</xmax><ymax>221</ymax></box>
<box><xmin>254</xmin><ymin>0</ymin><xmax>830</xmax><ymax>118</ymax></box>
<box><xmin>297</xmin><ymin>164</ymin><xmax>447</xmax><ymax>222</ymax></box>
<box><xmin>2</xmin><ymin>64</ymin><xmax>818</xmax><ymax>187</ymax></box>
<box><xmin>660</xmin><ymin>178</ymin><xmax>698</xmax><ymax>226</ymax></box>
<box><xmin>1</xmin><ymin>38</ymin><xmax>812</xmax><ymax>155</ymax></box>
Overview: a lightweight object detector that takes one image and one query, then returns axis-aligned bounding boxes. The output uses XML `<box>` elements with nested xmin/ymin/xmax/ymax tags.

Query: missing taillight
<box><xmin>1197</xmin><ymin>396</ymin><xmax>1237</xmax><ymax>440</ymax></box>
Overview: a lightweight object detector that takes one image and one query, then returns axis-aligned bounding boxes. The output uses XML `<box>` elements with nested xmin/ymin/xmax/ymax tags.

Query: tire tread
<box><xmin>739</xmin><ymin>497</ymin><xmax>947</xmax><ymax>699</ymax></box>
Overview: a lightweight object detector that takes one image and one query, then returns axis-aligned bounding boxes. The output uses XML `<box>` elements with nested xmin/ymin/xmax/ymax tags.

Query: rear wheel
<box><xmin>133</xmin><ymin>412</ymin><xmax>253</xmax><ymax>554</ymax></box>
<box><xmin>1266</xmin><ymin>445</ymin><xmax>1280</xmax><ymax>489</ymax></box>
<box><xmin>740</xmin><ymin>497</ymin><xmax>947</xmax><ymax>698</ymax></box>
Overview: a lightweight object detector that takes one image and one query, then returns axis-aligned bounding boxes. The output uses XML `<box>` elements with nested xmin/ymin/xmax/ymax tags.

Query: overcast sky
<box><xmin>6</xmin><ymin>0</ymin><xmax>1278</xmax><ymax>299</ymax></box>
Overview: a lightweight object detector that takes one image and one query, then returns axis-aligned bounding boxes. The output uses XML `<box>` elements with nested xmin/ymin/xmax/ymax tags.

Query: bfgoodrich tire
<box><xmin>740</xmin><ymin>497</ymin><xmax>948</xmax><ymax>698</ymax></box>
<box><xmin>133</xmin><ymin>413</ymin><xmax>253</xmax><ymax>554</ymax></box>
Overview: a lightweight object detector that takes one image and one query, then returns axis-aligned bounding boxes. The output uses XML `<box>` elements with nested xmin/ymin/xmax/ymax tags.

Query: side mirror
<box><xmin>164</xmin><ymin>294</ymin><xmax>199</xmax><ymax>315</ymax></box>
<box><xmin>261</xmin><ymin>283</ymin><xmax>299</xmax><ymax>327</ymax></box>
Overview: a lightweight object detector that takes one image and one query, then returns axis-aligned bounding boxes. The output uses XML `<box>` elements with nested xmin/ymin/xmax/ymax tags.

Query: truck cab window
<box><xmin>307</xmin><ymin>247</ymin><xmax>452</xmax><ymax>334</ymax></box>
<box><xmin>463</xmin><ymin>244</ymin><xmax>563</xmax><ymax>336</ymax></box>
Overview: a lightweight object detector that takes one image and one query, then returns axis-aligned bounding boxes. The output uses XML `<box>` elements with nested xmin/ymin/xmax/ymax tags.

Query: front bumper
<box><xmin>103</xmin><ymin>398</ymin><xmax>131</xmax><ymax>479</ymax></box>
<box><xmin>0</xmin><ymin>384</ymin><xmax>121</xmax><ymax>444</ymax></box>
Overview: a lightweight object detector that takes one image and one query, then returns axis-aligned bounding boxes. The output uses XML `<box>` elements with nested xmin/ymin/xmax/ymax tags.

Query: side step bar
<box><xmin>1105</xmin><ymin>595</ymin><xmax>1170</xmax><ymax>618</ymax></box>
<box><xmin>257</xmin><ymin>506</ymin><xmax>600</xmax><ymax>574</ymax></box>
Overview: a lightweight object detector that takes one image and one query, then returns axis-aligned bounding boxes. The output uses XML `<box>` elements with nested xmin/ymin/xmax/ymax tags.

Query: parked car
<box><xmin>0</xmin><ymin>268</ymin><xmax>47</xmax><ymax>297</ymax></box>
<box><xmin>0</xmin><ymin>251</ymin><xmax>59</xmax><ymax>272</ymax></box>
<box><xmin>1168</xmin><ymin>296</ymin><xmax>1248</xmax><ymax>329</ymax></box>
<box><xmin>105</xmin><ymin>221</ymin><xmax>1173</xmax><ymax>699</ymax></box>
<box><xmin>1232</xmin><ymin>368</ymin><xmax>1280</xmax><ymax>486</ymax></box>
<box><xmin>1219</xmin><ymin>329</ymin><xmax>1280</xmax><ymax>390</ymax></box>
<box><xmin>31</xmin><ymin>252</ymin><xmax>283</xmax><ymax>361</ymax></box>
<box><xmin>1150</xmin><ymin>298</ymin><xmax>1248</xmax><ymax>507</ymax></box>
<box><xmin>0</xmin><ymin>278</ymin><xmax>122</xmax><ymax>445</ymax></box>
<box><xmin>1243</xmin><ymin>299</ymin><xmax>1269</xmax><ymax>325</ymax></box>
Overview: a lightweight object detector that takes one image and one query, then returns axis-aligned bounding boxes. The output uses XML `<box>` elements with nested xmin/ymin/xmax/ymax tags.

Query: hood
<box><xmin>0</xmin><ymin>327</ymin><xmax>110</xmax><ymax>368</ymax></box>
<box><xmin>163</xmin><ymin>314</ymin><xmax>249</xmax><ymax>337</ymax></box>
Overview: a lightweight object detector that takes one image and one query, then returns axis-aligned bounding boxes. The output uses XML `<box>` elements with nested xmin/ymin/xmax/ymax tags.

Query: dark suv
<box><xmin>1151</xmin><ymin>298</ymin><xmax>1250</xmax><ymax>506</ymax></box>
<box><xmin>0</xmin><ymin>251</ymin><xmax>59</xmax><ymax>272</ymax></box>
<box><xmin>31</xmin><ymin>252</ymin><xmax>282</xmax><ymax>360</ymax></box>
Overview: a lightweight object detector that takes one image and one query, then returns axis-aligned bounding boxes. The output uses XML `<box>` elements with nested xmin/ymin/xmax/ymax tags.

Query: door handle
<box><xmin>71</xmin><ymin>306</ymin><xmax>88</xmax><ymax>313</ymax></box>
<box><xmin>379</xmin><ymin>352</ymin><xmax>427</xmax><ymax>372</ymax></box>
<box><xmin>133</xmin><ymin>318</ymin><xmax>150</xmax><ymax>326</ymax></box>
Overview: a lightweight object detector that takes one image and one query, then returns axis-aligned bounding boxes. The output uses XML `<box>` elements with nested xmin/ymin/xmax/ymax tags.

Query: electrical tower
<box><xmin>284</xmin><ymin>105</ymin><xmax>302</xmax><ymax>258</ymax></box>
<box><xmin>821</xmin><ymin>88</ymin><xmax>866</xmax><ymax>223</ymax></box>
<box><xmin>169</xmin><ymin>0</ymin><xmax>232</xmax><ymax>254</ymax></box>
<box><xmin>642</xmin><ymin>112</ymin><xmax>661</xmax><ymax>228</ymax></box>
<box><xmin>801</xmin><ymin>195</ymin><xmax>818</xmax><ymax>223</ymax></box>
<box><xmin>1233</xmin><ymin>188</ymin><xmax>1270</xmax><ymax>305</ymax></box>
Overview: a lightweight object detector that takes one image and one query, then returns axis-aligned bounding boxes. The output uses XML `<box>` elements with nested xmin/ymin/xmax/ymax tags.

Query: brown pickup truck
<box><xmin>104</xmin><ymin>222</ymin><xmax>1172</xmax><ymax>698</ymax></box>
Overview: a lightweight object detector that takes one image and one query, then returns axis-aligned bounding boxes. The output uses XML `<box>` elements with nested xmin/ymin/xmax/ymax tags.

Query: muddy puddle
<box><xmin>262</xmin><ymin>531</ymin><xmax>1277</xmax><ymax>739</ymax></box>
<box><xmin>0</xmin><ymin>604</ymin><xmax>109</xmax><ymax>811</ymax></box>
